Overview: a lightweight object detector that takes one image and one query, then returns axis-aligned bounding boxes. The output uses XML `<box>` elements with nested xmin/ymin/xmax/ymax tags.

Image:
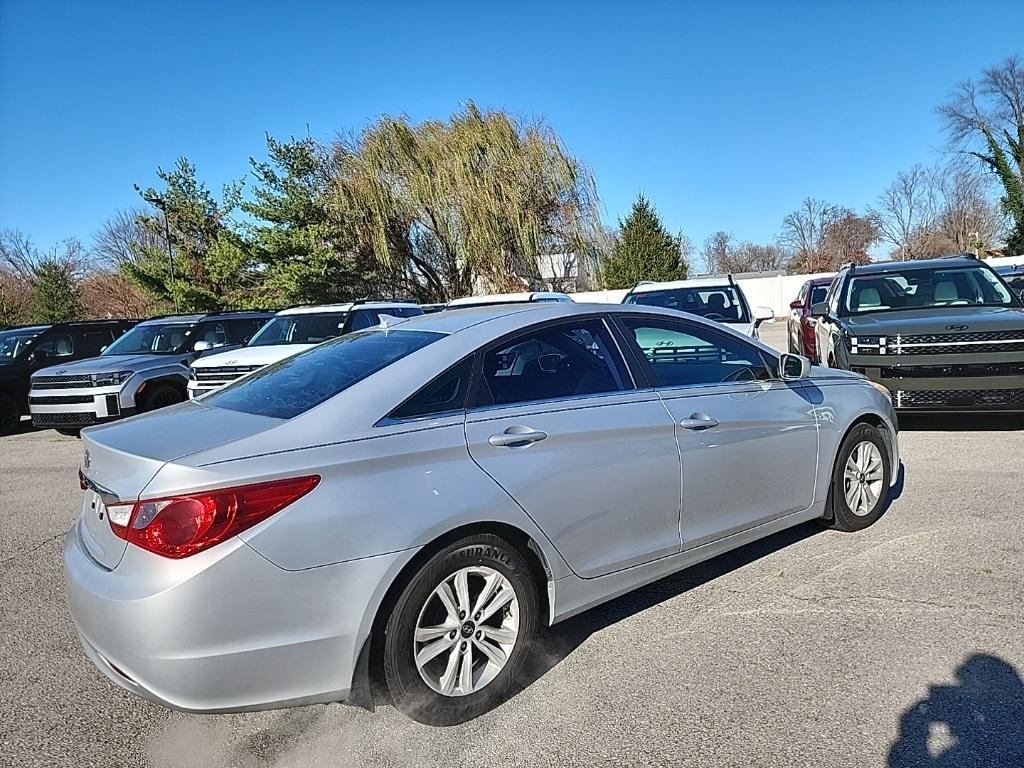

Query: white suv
<box><xmin>622</xmin><ymin>277</ymin><xmax>773</xmax><ymax>339</ymax></box>
<box><xmin>187</xmin><ymin>301</ymin><xmax>423</xmax><ymax>398</ymax></box>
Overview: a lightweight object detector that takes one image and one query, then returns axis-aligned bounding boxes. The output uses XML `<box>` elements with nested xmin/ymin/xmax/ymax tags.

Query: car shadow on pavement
<box><xmin>887</xmin><ymin>654</ymin><xmax>1024</xmax><ymax>767</ymax></box>
<box><xmin>898</xmin><ymin>413</ymin><xmax>1024</xmax><ymax>432</ymax></box>
<box><xmin>516</xmin><ymin>520</ymin><xmax>825</xmax><ymax>694</ymax></box>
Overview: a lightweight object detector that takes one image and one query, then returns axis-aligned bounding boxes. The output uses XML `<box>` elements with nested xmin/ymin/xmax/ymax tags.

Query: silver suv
<box><xmin>187</xmin><ymin>301</ymin><xmax>423</xmax><ymax>398</ymax></box>
<box><xmin>29</xmin><ymin>310</ymin><xmax>272</xmax><ymax>433</ymax></box>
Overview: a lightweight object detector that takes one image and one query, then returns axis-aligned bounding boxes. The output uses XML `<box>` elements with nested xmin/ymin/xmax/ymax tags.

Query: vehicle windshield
<box><xmin>0</xmin><ymin>327</ymin><xmax>47</xmax><ymax>361</ymax></box>
<box><xmin>248</xmin><ymin>312</ymin><xmax>349</xmax><ymax>346</ymax></box>
<box><xmin>842</xmin><ymin>266</ymin><xmax>1017</xmax><ymax>315</ymax></box>
<box><xmin>624</xmin><ymin>285</ymin><xmax>750</xmax><ymax>323</ymax></box>
<box><xmin>102</xmin><ymin>321</ymin><xmax>195</xmax><ymax>355</ymax></box>
<box><xmin>204</xmin><ymin>329</ymin><xmax>444</xmax><ymax>419</ymax></box>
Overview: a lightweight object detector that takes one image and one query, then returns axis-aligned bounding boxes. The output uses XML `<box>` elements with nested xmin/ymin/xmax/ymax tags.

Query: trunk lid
<box><xmin>76</xmin><ymin>401</ymin><xmax>285</xmax><ymax>569</ymax></box>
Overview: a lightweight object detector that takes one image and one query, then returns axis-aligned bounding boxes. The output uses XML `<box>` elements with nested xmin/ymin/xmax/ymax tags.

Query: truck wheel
<box><xmin>140</xmin><ymin>384</ymin><xmax>184</xmax><ymax>412</ymax></box>
<box><xmin>0</xmin><ymin>393</ymin><xmax>19</xmax><ymax>436</ymax></box>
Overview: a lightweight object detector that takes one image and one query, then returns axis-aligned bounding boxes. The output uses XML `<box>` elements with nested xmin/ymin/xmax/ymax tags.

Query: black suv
<box><xmin>811</xmin><ymin>255</ymin><xmax>1024</xmax><ymax>412</ymax></box>
<box><xmin>0</xmin><ymin>319</ymin><xmax>137</xmax><ymax>434</ymax></box>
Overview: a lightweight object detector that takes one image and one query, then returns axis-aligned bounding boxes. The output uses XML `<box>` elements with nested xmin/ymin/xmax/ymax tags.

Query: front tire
<box><xmin>139</xmin><ymin>383</ymin><xmax>184</xmax><ymax>412</ymax></box>
<box><xmin>383</xmin><ymin>534</ymin><xmax>539</xmax><ymax>725</ymax></box>
<box><xmin>827</xmin><ymin>423</ymin><xmax>891</xmax><ymax>532</ymax></box>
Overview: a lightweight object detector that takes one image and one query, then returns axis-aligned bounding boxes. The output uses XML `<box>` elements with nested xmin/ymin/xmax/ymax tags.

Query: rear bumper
<box><xmin>63</xmin><ymin>520</ymin><xmax>405</xmax><ymax>713</ymax></box>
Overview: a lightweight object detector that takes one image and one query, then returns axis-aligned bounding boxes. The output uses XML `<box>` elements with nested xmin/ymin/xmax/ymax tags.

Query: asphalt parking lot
<box><xmin>2</xmin><ymin>322</ymin><xmax>1022</xmax><ymax>768</ymax></box>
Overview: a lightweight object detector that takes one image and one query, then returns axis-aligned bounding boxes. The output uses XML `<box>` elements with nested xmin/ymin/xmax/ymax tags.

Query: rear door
<box><xmin>616</xmin><ymin>315</ymin><xmax>818</xmax><ymax>550</ymax></box>
<box><xmin>464</xmin><ymin>316</ymin><xmax>682</xmax><ymax>578</ymax></box>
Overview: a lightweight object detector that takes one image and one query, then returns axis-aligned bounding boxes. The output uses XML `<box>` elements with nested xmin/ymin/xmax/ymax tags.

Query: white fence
<box><xmin>569</xmin><ymin>255</ymin><xmax>1024</xmax><ymax>317</ymax></box>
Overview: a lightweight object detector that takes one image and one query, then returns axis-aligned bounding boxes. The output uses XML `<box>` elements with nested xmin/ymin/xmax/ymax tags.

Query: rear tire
<box><xmin>383</xmin><ymin>534</ymin><xmax>539</xmax><ymax>725</ymax></box>
<box><xmin>827</xmin><ymin>423</ymin><xmax>891</xmax><ymax>532</ymax></box>
<box><xmin>139</xmin><ymin>383</ymin><xmax>183</xmax><ymax>412</ymax></box>
<box><xmin>0</xmin><ymin>392</ymin><xmax>19</xmax><ymax>436</ymax></box>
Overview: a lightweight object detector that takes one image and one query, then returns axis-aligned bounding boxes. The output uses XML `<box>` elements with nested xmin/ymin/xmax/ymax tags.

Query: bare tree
<box><xmin>779</xmin><ymin>198</ymin><xmax>842</xmax><ymax>272</ymax></box>
<box><xmin>80</xmin><ymin>270</ymin><xmax>158</xmax><ymax>318</ymax></box>
<box><xmin>701</xmin><ymin>231</ymin><xmax>734</xmax><ymax>273</ymax></box>
<box><xmin>924</xmin><ymin>163</ymin><xmax>1005</xmax><ymax>255</ymax></box>
<box><xmin>93</xmin><ymin>208</ymin><xmax>166</xmax><ymax>269</ymax></box>
<box><xmin>869</xmin><ymin>165</ymin><xmax>936</xmax><ymax>260</ymax></box>
<box><xmin>938</xmin><ymin>56</ymin><xmax>1024</xmax><ymax>252</ymax></box>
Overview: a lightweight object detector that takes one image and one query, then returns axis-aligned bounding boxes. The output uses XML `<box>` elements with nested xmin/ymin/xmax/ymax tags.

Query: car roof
<box><xmin>0</xmin><ymin>324</ymin><xmax>51</xmax><ymax>333</ymax></box>
<box><xmin>845</xmin><ymin>255</ymin><xmax>982</xmax><ymax>275</ymax></box>
<box><xmin>629</xmin><ymin>276</ymin><xmax>739</xmax><ymax>292</ymax></box>
<box><xmin>446</xmin><ymin>291</ymin><xmax>571</xmax><ymax>307</ymax></box>
<box><xmin>276</xmin><ymin>301</ymin><xmax>419</xmax><ymax>316</ymax></box>
<box><xmin>138</xmin><ymin>311</ymin><xmax>273</xmax><ymax>325</ymax></box>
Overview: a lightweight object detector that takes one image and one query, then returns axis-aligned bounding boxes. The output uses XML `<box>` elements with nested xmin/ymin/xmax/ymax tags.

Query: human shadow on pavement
<box><xmin>888</xmin><ymin>654</ymin><xmax>1024</xmax><ymax>768</ymax></box>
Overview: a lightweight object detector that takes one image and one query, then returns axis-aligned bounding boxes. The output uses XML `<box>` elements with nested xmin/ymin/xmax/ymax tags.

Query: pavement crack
<box><xmin>0</xmin><ymin>532</ymin><xmax>63</xmax><ymax>568</ymax></box>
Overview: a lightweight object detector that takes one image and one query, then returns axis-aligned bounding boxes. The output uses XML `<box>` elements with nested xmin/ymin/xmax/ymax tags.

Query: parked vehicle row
<box><xmin>66</xmin><ymin>301</ymin><xmax>898</xmax><ymax>725</ymax></box>
<box><xmin>798</xmin><ymin>255</ymin><xmax>1024</xmax><ymax>412</ymax></box>
<box><xmin>24</xmin><ymin>310</ymin><xmax>273</xmax><ymax>434</ymax></box>
<box><xmin>622</xmin><ymin>276</ymin><xmax>775</xmax><ymax>339</ymax></box>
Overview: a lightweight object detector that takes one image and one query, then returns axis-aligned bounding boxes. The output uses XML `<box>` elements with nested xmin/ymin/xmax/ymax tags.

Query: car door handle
<box><xmin>679</xmin><ymin>413</ymin><xmax>719</xmax><ymax>430</ymax></box>
<box><xmin>488</xmin><ymin>427</ymin><xmax>548</xmax><ymax>447</ymax></box>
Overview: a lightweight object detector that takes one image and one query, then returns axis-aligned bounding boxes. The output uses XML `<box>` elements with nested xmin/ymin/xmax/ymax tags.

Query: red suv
<box><xmin>788</xmin><ymin>276</ymin><xmax>834</xmax><ymax>359</ymax></box>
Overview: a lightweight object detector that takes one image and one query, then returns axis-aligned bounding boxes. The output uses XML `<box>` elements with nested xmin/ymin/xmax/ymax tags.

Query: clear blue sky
<box><xmin>2</xmin><ymin>0</ymin><xmax>1022</xmax><ymax>255</ymax></box>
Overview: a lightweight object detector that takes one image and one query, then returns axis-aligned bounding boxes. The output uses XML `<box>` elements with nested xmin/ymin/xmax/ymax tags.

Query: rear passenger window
<box><xmin>474</xmin><ymin>319</ymin><xmax>628</xmax><ymax>407</ymax></box>
<box><xmin>75</xmin><ymin>329</ymin><xmax>113</xmax><ymax>357</ymax></box>
<box><xmin>620</xmin><ymin>317</ymin><xmax>771</xmax><ymax>387</ymax></box>
<box><xmin>391</xmin><ymin>357</ymin><xmax>474</xmax><ymax>420</ymax></box>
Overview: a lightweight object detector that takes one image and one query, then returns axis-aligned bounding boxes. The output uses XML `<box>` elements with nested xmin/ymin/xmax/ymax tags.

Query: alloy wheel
<box><xmin>413</xmin><ymin>566</ymin><xmax>520</xmax><ymax>697</ymax></box>
<box><xmin>843</xmin><ymin>441</ymin><xmax>884</xmax><ymax>516</ymax></box>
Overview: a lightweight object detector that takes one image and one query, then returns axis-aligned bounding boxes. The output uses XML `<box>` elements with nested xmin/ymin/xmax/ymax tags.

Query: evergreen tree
<box><xmin>602</xmin><ymin>195</ymin><xmax>686</xmax><ymax>288</ymax></box>
<box><xmin>128</xmin><ymin>158</ymin><xmax>257</xmax><ymax>311</ymax></box>
<box><xmin>31</xmin><ymin>258</ymin><xmax>83</xmax><ymax>323</ymax></box>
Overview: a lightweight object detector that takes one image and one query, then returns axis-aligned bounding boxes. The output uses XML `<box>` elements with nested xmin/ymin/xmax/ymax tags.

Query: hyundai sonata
<box><xmin>65</xmin><ymin>303</ymin><xmax>899</xmax><ymax>724</ymax></box>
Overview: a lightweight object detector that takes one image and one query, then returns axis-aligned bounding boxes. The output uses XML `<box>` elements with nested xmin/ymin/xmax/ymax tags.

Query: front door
<box><xmin>617</xmin><ymin>315</ymin><xmax>819</xmax><ymax>549</ymax></box>
<box><xmin>464</xmin><ymin>317</ymin><xmax>681</xmax><ymax>579</ymax></box>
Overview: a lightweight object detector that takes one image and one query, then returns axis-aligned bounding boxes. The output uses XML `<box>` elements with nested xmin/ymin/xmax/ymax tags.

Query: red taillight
<box><xmin>110</xmin><ymin>475</ymin><xmax>320</xmax><ymax>558</ymax></box>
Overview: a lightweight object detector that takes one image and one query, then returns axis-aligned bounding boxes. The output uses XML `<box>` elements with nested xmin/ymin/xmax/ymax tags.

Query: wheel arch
<box><xmin>351</xmin><ymin>520</ymin><xmax>553</xmax><ymax>709</ymax></box>
<box><xmin>135</xmin><ymin>373</ymin><xmax>188</xmax><ymax>406</ymax></box>
<box><xmin>821</xmin><ymin>411</ymin><xmax>895</xmax><ymax>521</ymax></box>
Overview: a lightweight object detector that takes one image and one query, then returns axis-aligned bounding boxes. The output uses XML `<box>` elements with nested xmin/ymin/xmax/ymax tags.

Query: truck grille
<box><xmin>29</xmin><ymin>395</ymin><xmax>95</xmax><ymax>405</ymax></box>
<box><xmin>31</xmin><ymin>374</ymin><xmax>93</xmax><ymax>389</ymax></box>
<box><xmin>895</xmin><ymin>388</ymin><xmax>1024</xmax><ymax>409</ymax></box>
<box><xmin>891</xmin><ymin>330</ymin><xmax>1024</xmax><ymax>356</ymax></box>
<box><xmin>32</xmin><ymin>412</ymin><xmax>97</xmax><ymax>426</ymax></box>
<box><xmin>881</xmin><ymin>362</ymin><xmax>1024</xmax><ymax>379</ymax></box>
<box><xmin>193</xmin><ymin>365</ymin><xmax>261</xmax><ymax>383</ymax></box>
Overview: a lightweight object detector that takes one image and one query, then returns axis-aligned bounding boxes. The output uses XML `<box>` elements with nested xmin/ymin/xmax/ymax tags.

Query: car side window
<box><xmin>348</xmin><ymin>310</ymin><xmax>381</xmax><ymax>332</ymax></box>
<box><xmin>391</xmin><ymin>356</ymin><xmax>475</xmax><ymax>420</ymax></box>
<box><xmin>827</xmin><ymin>273</ymin><xmax>844</xmax><ymax>316</ymax></box>
<box><xmin>473</xmin><ymin>319</ymin><xmax>628</xmax><ymax>408</ymax></box>
<box><xmin>619</xmin><ymin>317</ymin><xmax>772</xmax><ymax>387</ymax></box>
<box><xmin>195</xmin><ymin>322</ymin><xmax>229</xmax><ymax>347</ymax></box>
<box><xmin>227</xmin><ymin>319</ymin><xmax>265</xmax><ymax>344</ymax></box>
<box><xmin>74</xmin><ymin>328</ymin><xmax>112</xmax><ymax>357</ymax></box>
<box><xmin>36</xmin><ymin>331</ymin><xmax>75</xmax><ymax>358</ymax></box>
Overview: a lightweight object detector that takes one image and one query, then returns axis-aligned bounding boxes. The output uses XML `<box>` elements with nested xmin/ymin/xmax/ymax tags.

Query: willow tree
<box><xmin>331</xmin><ymin>103</ymin><xmax>600</xmax><ymax>301</ymax></box>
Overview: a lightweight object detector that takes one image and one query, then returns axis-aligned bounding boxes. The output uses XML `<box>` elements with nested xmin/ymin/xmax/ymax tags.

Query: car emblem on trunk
<box><xmin>83</xmin><ymin>450</ymin><xmax>91</xmax><ymax>469</ymax></box>
<box><xmin>56</xmin><ymin>369</ymin><xmax>67</xmax><ymax>374</ymax></box>
<box><xmin>945</xmin><ymin>324</ymin><xmax>969</xmax><ymax>331</ymax></box>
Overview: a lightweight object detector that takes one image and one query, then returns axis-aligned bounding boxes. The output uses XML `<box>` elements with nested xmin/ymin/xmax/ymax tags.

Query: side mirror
<box><xmin>809</xmin><ymin>302</ymin><xmax>829</xmax><ymax>318</ymax></box>
<box><xmin>789</xmin><ymin>299</ymin><xmax>804</xmax><ymax>310</ymax></box>
<box><xmin>780</xmin><ymin>353</ymin><xmax>811</xmax><ymax>380</ymax></box>
<box><xmin>192</xmin><ymin>340</ymin><xmax>213</xmax><ymax>353</ymax></box>
<box><xmin>753</xmin><ymin>306</ymin><xmax>774</xmax><ymax>326</ymax></box>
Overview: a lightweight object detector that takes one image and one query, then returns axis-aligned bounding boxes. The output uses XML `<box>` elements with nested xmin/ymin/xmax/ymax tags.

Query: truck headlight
<box><xmin>90</xmin><ymin>371</ymin><xmax>132</xmax><ymax>387</ymax></box>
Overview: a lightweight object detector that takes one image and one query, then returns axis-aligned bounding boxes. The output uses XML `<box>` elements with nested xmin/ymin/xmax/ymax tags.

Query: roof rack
<box><xmin>204</xmin><ymin>308</ymin><xmax>274</xmax><ymax>316</ymax></box>
<box><xmin>350</xmin><ymin>297</ymin><xmax>420</xmax><ymax>306</ymax></box>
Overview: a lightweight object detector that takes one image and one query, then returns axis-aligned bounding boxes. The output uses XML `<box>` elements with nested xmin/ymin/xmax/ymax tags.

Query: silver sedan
<box><xmin>64</xmin><ymin>303</ymin><xmax>899</xmax><ymax>725</ymax></box>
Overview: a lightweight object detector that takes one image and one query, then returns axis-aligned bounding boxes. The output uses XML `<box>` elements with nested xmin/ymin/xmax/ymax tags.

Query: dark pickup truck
<box><xmin>811</xmin><ymin>255</ymin><xmax>1024</xmax><ymax>412</ymax></box>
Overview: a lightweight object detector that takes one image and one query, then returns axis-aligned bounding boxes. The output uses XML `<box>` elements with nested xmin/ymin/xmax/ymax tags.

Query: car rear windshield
<box><xmin>842</xmin><ymin>266</ymin><xmax>1017</xmax><ymax>315</ymax></box>
<box><xmin>102</xmin><ymin>322</ymin><xmax>195</xmax><ymax>355</ymax></box>
<box><xmin>203</xmin><ymin>329</ymin><xmax>444</xmax><ymax>419</ymax></box>
<box><xmin>624</xmin><ymin>286</ymin><xmax>750</xmax><ymax>323</ymax></box>
<box><xmin>249</xmin><ymin>312</ymin><xmax>350</xmax><ymax>346</ymax></box>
